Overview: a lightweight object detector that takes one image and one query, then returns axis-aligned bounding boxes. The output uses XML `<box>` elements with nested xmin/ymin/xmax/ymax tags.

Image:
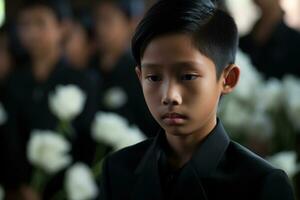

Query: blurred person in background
<box><xmin>239</xmin><ymin>0</ymin><xmax>300</xmax><ymax>79</ymax></box>
<box><xmin>91</xmin><ymin>0</ymin><xmax>159</xmax><ymax>137</ymax></box>
<box><xmin>3</xmin><ymin>1</ymin><xmax>98</xmax><ymax>199</ymax></box>
<box><xmin>65</xmin><ymin>13</ymin><xmax>95</xmax><ymax>71</ymax></box>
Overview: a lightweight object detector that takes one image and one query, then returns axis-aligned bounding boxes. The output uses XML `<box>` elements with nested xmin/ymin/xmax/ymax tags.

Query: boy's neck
<box><xmin>31</xmin><ymin>46</ymin><xmax>61</xmax><ymax>82</ymax></box>
<box><xmin>165</xmin><ymin>117</ymin><xmax>217</xmax><ymax>169</ymax></box>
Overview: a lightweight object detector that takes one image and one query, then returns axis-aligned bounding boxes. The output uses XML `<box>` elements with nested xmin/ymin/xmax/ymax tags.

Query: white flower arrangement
<box><xmin>65</xmin><ymin>163</ymin><xmax>99</xmax><ymax>200</ymax></box>
<box><xmin>0</xmin><ymin>185</ymin><xmax>4</xmax><ymax>200</ymax></box>
<box><xmin>220</xmin><ymin>50</ymin><xmax>300</xmax><ymax>144</ymax></box>
<box><xmin>282</xmin><ymin>75</ymin><xmax>300</xmax><ymax>131</ymax></box>
<box><xmin>91</xmin><ymin>112</ymin><xmax>146</xmax><ymax>150</ymax></box>
<box><xmin>0</xmin><ymin>102</ymin><xmax>7</xmax><ymax>126</ymax></box>
<box><xmin>27</xmin><ymin>130</ymin><xmax>72</xmax><ymax>174</ymax></box>
<box><xmin>103</xmin><ymin>87</ymin><xmax>128</xmax><ymax>109</ymax></box>
<box><xmin>49</xmin><ymin>85</ymin><xmax>86</xmax><ymax>121</ymax></box>
<box><xmin>267</xmin><ymin>151</ymin><xmax>299</xmax><ymax>178</ymax></box>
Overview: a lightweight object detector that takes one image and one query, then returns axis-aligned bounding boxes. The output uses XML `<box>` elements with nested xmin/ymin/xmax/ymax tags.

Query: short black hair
<box><xmin>19</xmin><ymin>0</ymin><xmax>64</xmax><ymax>22</ymax></box>
<box><xmin>131</xmin><ymin>0</ymin><xmax>238</xmax><ymax>78</ymax></box>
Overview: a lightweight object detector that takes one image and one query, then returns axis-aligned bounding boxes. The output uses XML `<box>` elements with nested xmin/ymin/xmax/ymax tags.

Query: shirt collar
<box><xmin>137</xmin><ymin>119</ymin><xmax>230</xmax><ymax>177</ymax></box>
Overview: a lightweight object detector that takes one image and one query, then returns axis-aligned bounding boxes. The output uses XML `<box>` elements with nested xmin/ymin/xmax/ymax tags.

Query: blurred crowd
<box><xmin>0</xmin><ymin>0</ymin><xmax>299</xmax><ymax>199</ymax></box>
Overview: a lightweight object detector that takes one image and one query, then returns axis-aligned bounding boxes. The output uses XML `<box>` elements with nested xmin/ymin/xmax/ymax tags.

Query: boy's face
<box><xmin>18</xmin><ymin>6</ymin><xmax>62</xmax><ymax>54</ymax></box>
<box><xmin>136</xmin><ymin>34</ymin><xmax>238</xmax><ymax>137</ymax></box>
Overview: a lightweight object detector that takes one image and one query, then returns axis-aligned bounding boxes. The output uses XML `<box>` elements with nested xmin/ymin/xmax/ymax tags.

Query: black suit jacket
<box><xmin>100</xmin><ymin>121</ymin><xmax>295</xmax><ymax>200</ymax></box>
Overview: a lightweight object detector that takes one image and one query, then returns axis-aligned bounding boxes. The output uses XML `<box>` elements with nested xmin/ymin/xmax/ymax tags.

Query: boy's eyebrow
<box><xmin>141</xmin><ymin>61</ymin><xmax>203</xmax><ymax>68</ymax></box>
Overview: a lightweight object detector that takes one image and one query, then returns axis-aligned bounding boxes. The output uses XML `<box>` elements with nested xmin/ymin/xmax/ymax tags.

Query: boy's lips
<box><xmin>161</xmin><ymin>112</ymin><xmax>187</xmax><ymax>125</ymax></box>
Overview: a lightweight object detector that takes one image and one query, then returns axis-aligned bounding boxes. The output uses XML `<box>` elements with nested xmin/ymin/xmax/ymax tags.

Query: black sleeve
<box><xmin>260</xmin><ymin>169</ymin><xmax>295</xmax><ymax>200</ymax></box>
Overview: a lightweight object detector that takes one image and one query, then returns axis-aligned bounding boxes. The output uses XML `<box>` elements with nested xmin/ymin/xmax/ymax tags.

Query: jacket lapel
<box><xmin>131</xmin><ymin>135</ymin><xmax>163</xmax><ymax>200</ymax></box>
<box><xmin>171</xmin><ymin>120</ymin><xmax>230</xmax><ymax>200</ymax></box>
<box><xmin>131</xmin><ymin>120</ymin><xmax>229</xmax><ymax>200</ymax></box>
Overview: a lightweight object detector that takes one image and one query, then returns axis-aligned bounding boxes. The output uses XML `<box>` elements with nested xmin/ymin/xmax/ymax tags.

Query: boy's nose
<box><xmin>161</xmin><ymin>82</ymin><xmax>182</xmax><ymax>106</ymax></box>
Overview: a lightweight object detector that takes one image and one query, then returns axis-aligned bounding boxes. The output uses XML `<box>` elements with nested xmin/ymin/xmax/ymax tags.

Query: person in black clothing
<box><xmin>91</xmin><ymin>0</ymin><xmax>159</xmax><ymax>137</ymax></box>
<box><xmin>3</xmin><ymin>1</ymin><xmax>98</xmax><ymax>199</ymax></box>
<box><xmin>240</xmin><ymin>0</ymin><xmax>300</xmax><ymax>79</ymax></box>
<box><xmin>99</xmin><ymin>0</ymin><xmax>295</xmax><ymax>199</ymax></box>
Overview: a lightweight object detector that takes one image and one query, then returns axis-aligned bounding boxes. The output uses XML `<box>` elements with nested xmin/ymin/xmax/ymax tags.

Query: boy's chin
<box><xmin>163</xmin><ymin>127</ymin><xmax>192</xmax><ymax>137</ymax></box>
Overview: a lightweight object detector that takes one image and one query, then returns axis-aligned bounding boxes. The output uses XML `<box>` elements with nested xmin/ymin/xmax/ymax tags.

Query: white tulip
<box><xmin>245</xmin><ymin>110</ymin><xmax>274</xmax><ymax>141</ymax></box>
<box><xmin>91</xmin><ymin>112</ymin><xmax>145</xmax><ymax>150</ymax></box>
<box><xmin>27</xmin><ymin>130</ymin><xmax>72</xmax><ymax>174</ymax></box>
<box><xmin>267</xmin><ymin>151</ymin><xmax>299</xmax><ymax>178</ymax></box>
<box><xmin>103</xmin><ymin>87</ymin><xmax>128</xmax><ymax>109</ymax></box>
<box><xmin>255</xmin><ymin>78</ymin><xmax>283</xmax><ymax>112</ymax></box>
<box><xmin>233</xmin><ymin>50</ymin><xmax>263</xmax><ymax>101</ymax></box>
<box><xmin>0</xmin><ymin>185</ymin><xmax>4</xmax><ymax>200</ymax></box>
<box><xmin>0</xmin><ymin>102</ymin><xmax>7</xmax><ymax>125</ymax></box>
<box><xmin>49</xmin><ymin>85</ymin><xmax>86</xmax><ymax>121</ymax></box>
<box><xmin>219</xmin><ymin>97</ymin><xmax>252</xmax><ymax>132</ymax></box>
<box><xmin>65</xmin><ymin>163</ymin><xmax>98</xmax><ymax>200</ymax></box>
<box><xmin>282</xmin><ymin>75</ymin><xmax>300</xmax><ymax>130</ymax></box>
<box><xmin>114</xmin><ymin>126</ymin><xmax>146</xmax><ymax>150</ymax></box>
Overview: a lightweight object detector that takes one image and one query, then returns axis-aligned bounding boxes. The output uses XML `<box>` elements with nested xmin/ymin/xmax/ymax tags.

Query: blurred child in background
<box><xmin>3</xmin><ymin>1</ymin><xmax>98</xmax><ymax>199</ymax></box>
<box><xmin>91</xmin><ymin>0</ymin><xmax>159</xmax><ymax>137</ymax></box>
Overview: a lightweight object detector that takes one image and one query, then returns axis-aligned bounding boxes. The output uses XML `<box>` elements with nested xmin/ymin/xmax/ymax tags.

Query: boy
<box><xmin>100</xmin><ymin>0</ymin><xmax>295</xmax><ymax>200</ymax></box>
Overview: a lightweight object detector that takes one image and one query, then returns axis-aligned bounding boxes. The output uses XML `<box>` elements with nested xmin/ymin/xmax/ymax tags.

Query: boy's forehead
<box><xmin>141</xmin><ymin>34</ymin><xmax>213</xmax><ymax>69</ymax></box>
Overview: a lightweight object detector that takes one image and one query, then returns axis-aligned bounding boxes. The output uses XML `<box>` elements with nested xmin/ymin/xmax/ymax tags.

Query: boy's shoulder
<box><xmin>105</xmin><ymin>138</ymin><xmax>154</xmax><ymax>172</ymax></box>
<box><xmin>224</xmin><ymin>140</ymin><xmax>278</xmax><ymax>176</ymax></box>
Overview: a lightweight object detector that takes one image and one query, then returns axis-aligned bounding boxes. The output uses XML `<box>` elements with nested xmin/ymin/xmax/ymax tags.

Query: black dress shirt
<box><xmin>100</xmin><ymin>120</ymin><xmax>295</xmax><ymax>200</ymax></box>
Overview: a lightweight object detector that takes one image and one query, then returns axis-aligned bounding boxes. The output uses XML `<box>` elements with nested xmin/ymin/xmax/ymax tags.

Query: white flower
<box><xmin>103</xmin><ymin>87</ymin><xmax>128</xmax><ymax>109</ymax></box>
<box><xmin>219</xmin><ymin>98</ymin><xmax>274</xmax><ymax>141</ymax></box>
<box><xmin>0</xmin><ymin>185</ymin><xmax>4</xmax><ymax>200</ymax></box>
<box><xmin>254</xmin><ymin>78</ymin><xmax>283</xmax><ymax>112</ymax></box>
<box><xmin>0</xmin><ymin>102</ymin><xmax>7</xmax><ymax>126</ymax></box>
<box><xmin>65</xmin><ymin>163</ymin><xmax>98</xmax><ymax>200</ymax></box>
<box><xmin>233</xmin><ymin>50</ymin><xmax>263</xmax><ymax>102</ymax></box>
<box><xmin>91</xmin><ymin>112</ymin><xmax>145</xmax><ymax>150</ymax></box>
<box><xmin>49</xmin><ymin>85</ymin><xmax>86</xmax><ymax>121</ymax></box>
<box><xmin>282</xmin><ymin>75</ymin><xmax>300</xmax><ymax>130</ymax></box>
<box><xmin>91</xmin><ymin>112</ymin><xmax>129</xmax><ymax>145</ymax></box>
<box><xmin>267</xmin><ymin>151</ymin><xmax>299</xmax><ymax>178</ymax></box>
<box><xmin>114</xmin><ymin>126</ymin><xmax>146</xmax><ymax>150</ymax></box>
<box><xmin>219</xmin><ymin>97</ymin><xmax>253</xmax><ymax>133</ymax></box>
<box><xmin>27</xmin><ymin>130</ymin><xmax>72</xmax><ymax>174</ymax></box>
<box><xmin>245</xmin><ymin>110</ymin><xmax>274</xmax><ymax>141</ymax></box>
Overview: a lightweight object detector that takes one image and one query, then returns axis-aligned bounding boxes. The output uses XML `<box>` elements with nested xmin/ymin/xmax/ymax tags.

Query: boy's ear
<box><xmin>135</xmin><ymin>66</ymin><xmax>142</xmax><ymax>83</ymax></box>
<box><xmin>221</xmin><ymin>64</ymin><xmax>240</xmax><ymax>95</ymax></box>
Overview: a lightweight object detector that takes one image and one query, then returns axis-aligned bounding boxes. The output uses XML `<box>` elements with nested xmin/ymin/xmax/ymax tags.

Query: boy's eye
<box><xmin>146</xmin><ymin>75</ymin><xmax>161</xmax><ymax>82</ymax></box>
<box><xmin>181</xmin><ymin>74</ymin><xmax>198</xmax><ymax>81</ymax></box>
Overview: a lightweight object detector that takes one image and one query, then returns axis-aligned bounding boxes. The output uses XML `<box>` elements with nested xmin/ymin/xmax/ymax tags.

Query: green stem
<box><xmin>92</xmin><ymin>159</ymin><xmax>105</xmax><ymax>180</ymax></box>
<box><xmin>92</xmin><ymin>145</ymin><xmax>108</xmax><ymax>179</ymax></box>
<box><xmin>30</xmin><ymin>168</ymin><xmax>47</xmax><ymax>195</ymax></box>
<box><xmin>57</xmin><ymin>120</ymin><xmax>73</xmax><ymax>138</ymax></box>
